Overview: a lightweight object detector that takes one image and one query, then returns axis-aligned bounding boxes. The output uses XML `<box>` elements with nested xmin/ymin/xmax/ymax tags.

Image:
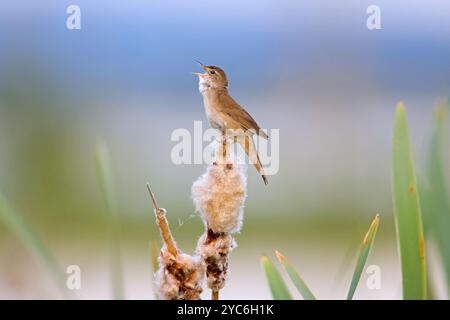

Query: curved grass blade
<box><xmin>275</xmin><ymin>251</ymin><xmax>315</xmax><ymax>300</ymax></box>
<box><xmin>330</xmin><ymin>220</ymin><xmax>364</xmax><ymax>291</ymax></box>
<box><xmin>261</xmin><ymin>255</ymin><xmax>292</xmax><ymax>300</ymax></box>
<box><xmin>0</xmin><ymin>193</ymin><xmax>67</xmax><ymax>296</ymax></box>
<box><xmin>95</xmin><ymin>140</ymin><xmax>125</xmax><ymax>300</ymax></box>
<box><xmin>420</xmin><ymin>103</ymin><xmax>450</xmax><ymax>293</ymax></box>
<box><xmin>392</xmin><ymin>103</ymin><xmax>426</xmax><ymax>299</ymax></box>
<box><xmin>346</xmin><ymin>214</ymin><xmax>380</xmax><ymax>300</ymax></box>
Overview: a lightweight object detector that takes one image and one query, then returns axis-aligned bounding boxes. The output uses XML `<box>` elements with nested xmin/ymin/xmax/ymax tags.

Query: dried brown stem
<box><xmin>146</xmin><ymin>183</ymin><xmax>178</xmax><ymax>257</ymax></box>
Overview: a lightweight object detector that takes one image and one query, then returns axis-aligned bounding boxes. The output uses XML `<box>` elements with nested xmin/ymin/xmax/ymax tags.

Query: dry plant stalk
<box><xmin>147</xmin><ymin>183</ymin><xmax>205</xmax><ymax>300</ymax></box>
<box><xmin>192</xmin><ymin>143</ymin><xmax>247</xmax><ymax>299</ymax></box>
<box><xmin>147</xmin><ymin>184</ymin><xmax>178</xmax><ymax>256</ymax></box>
<box><xmin>148</xmin><ymin>140</ymin><xmax>248</xmax><ymax>300</ymax></box>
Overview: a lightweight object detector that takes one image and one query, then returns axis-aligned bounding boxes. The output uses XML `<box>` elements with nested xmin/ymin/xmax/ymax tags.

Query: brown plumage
<box><xmin>193</xmin><ymin>63</ymin><xmax>268</xmax><ymax>185</ymax></box>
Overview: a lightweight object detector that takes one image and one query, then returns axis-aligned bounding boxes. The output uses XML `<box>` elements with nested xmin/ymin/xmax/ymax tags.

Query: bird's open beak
<box><xmin>193</xmin><ymin>60</ymin><xmax>208</xmax><ymax>75</ymax></box>
<box><xmin>192</xmin><ymin>60</ymin><xmax>207</xmax><ymax>76</ymax></box>
<box><xmin>195</xmin><ymin>60</ymin><xmax>207</xmax><ymax>69</ymax></box>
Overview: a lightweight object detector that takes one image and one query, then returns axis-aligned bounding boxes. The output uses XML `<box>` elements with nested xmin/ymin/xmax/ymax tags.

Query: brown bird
<box><xmin>193</xmin><ymin>62</ymin><xmax>268</xmax><ymax>185</ymax></box>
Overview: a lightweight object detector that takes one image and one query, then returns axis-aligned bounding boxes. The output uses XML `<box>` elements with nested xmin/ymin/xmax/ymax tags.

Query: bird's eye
<box><xmin>209</xmin><ymin>70</ymin><xmax>215</xmax><ymax>75</ymax></box>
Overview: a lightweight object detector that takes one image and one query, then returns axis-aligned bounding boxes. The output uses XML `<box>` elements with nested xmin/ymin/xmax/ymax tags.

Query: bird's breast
<box><xmin>202</xmin><ymin>92</ymin><xmax>226</xmax><ymax>130</ymax></box>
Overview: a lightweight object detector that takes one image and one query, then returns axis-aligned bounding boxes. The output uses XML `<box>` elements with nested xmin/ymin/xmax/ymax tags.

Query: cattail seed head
<box><xmin>196</xmin><ymin>230</ymin><xmax>236</xmax><ymax>291</ymax></box>
<box><xmin>155</xmin><ymin>247</ymin><xmax>205</xmax><ymax>300</ymax></box>
<box><xmin>192</xmin><ymin>159</ymin><xmax>247</xmax><ymax>234</ymax></box>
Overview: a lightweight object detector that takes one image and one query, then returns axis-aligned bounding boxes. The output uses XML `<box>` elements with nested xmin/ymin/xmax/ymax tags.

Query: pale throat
<box><xmin>198</xmin><ymin>78</ymin><xmax>226</xmax><ymax>94</ymax></box>
<box><xmin>198</xmin><ymin>79</ymin><xmax>210</xmax><ymax>93</ymax></box>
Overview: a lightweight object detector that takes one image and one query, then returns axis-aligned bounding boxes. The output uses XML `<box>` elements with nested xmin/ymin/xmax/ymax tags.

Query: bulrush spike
<box><xmin>146</xmin><ymin>183</ymin><xmax>178</xmax><ymax>257</ymax></box>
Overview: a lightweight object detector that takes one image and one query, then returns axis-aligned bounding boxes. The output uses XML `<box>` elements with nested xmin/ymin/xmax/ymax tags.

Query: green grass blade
<box><xmin>95</xmin><ymin>140</ymin><xmax>125</xmax><ymax>300</ymax></box>
<box><xmin>95</xmin><ymin>141</ymin><xmax>116</xmax><ymax>213</ymax></box>
<box><xmin>392</xmin><ymin>102</ymin><xmax>427</xmax><ymax>299</ymax></box>
<box><xmin>346</xmin><ymin>214</ymin><xmax>380</xmax><ymax>300</ymax></box>
<box><xmin>261</xmin><ymin>255</ymin><xmax>292</xmax><ymax>300</ymax></box>
<box><xmin>275</xmin><ymin>251</ymin><xmax>315</xmax><ymax>300</ymax></box>
<box><xmin>0</xmin><ymin>193</ymin><xmax>66</xmax><ymax>295</ymax></box>
<box><xmin>421</xmin><ymin>103</ymin><xmax>450</xmax><ymax>292</ymax></box>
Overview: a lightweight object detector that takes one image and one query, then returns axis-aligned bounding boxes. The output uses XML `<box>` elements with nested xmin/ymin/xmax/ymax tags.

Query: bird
<box><xmin>192</xmin><ymin>62</ymin><xmax>269</xmax><ymax>185</ymax></box>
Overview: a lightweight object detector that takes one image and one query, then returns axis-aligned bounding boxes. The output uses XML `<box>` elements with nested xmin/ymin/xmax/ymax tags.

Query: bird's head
<box><xmin>192</xmin><ymin>62</ymin><xmax>228</xmax><ymax>91</ymax></box>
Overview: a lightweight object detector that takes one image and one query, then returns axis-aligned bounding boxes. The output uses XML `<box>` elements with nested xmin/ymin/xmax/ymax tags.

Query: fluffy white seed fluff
<box><xmin>155</xmin><ymin>246</ymin><xmax>205</xmax><ymax>300</ymax></box>
<box><xmin>196</xmin><ymin>231</ymin><xmax>237</xmax><ymax>291</ymax></box>
<box><xmin>192</xmin><ymin>158</ymin><xmax>247</xmax><ymax>234</ymax></box>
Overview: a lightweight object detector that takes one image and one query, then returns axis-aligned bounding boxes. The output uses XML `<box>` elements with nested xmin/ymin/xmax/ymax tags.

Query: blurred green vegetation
<box><xmin>392</xmin><ymin>104</ymin><xmax>426</xmax><ymax>299</ymax></box>
<box><xmin>1</xmin><ymin>0</ymin><xmax>450</xmax><ymax>299</ymax></box>
<box><xmin>0</xmin><ymin>78</ymin><xmax>448</xmax><ymax>299</ymax></box>
<box><xmin>420</xmin><ymin>103</ymin><xmax>450</xmax><ymax>294</ymax></box>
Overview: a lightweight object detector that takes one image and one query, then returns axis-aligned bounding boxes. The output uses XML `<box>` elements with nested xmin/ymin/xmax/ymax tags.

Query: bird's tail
<box><xmin>238</xmin><ymin>135</ymin><xmax>268</xmax><ymax>185</ymax></box>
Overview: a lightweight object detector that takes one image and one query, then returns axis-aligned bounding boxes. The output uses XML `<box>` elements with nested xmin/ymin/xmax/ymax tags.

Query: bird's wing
<box><xmin>219</xmin><ymin>93</ymin><xmax>268</xmax><ymax>139</ymax></box>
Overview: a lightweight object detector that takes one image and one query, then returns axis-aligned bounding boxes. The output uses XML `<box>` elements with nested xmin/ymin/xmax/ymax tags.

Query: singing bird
<box><xmin>193</xmin><ymin>63</ymin><xmax>269</xmax><ymax>185</ymax></box>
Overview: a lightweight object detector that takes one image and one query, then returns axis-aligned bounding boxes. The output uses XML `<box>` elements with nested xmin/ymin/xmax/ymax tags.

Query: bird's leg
<box><xmin>215</xmin><ymin>131</ymin><xmax>227</xmax><ymax>165</ymax></box>
<box><xmin>221</xmin><ymin>129</ymin><xmax>227</xmax><ymax>161</ymax></box>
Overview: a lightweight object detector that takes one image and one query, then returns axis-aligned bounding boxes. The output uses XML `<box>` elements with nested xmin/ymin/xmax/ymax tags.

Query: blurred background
<box><xmin>1</xmin><ymin>0</ymin><xmax>450</xmax><ymax>299</ymax></box>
